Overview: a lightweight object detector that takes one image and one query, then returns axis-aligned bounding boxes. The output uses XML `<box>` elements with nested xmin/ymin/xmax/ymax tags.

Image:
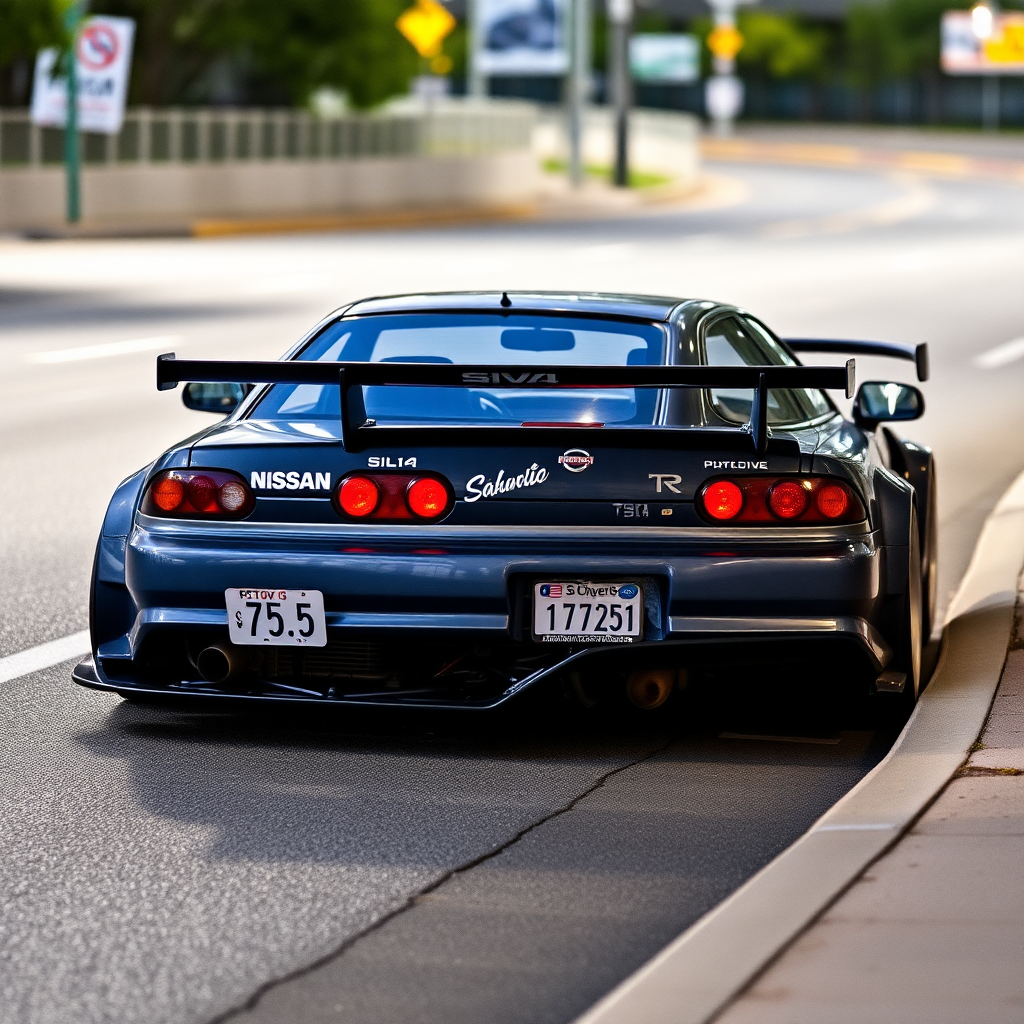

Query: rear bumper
<box><xmin>82</xmin><ymin>516</ymin><xmax>890</xmax><ymax>707</ymax></box>
<box><xmin>76</xmin><ymin>613</ymin><xmax>890</xmax><ymax>709</ymax></box>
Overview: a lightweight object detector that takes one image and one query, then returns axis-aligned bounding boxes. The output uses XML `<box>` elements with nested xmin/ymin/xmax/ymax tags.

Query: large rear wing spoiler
<box><xmin>784</xmin><ymin>339</ymin><xmax>928</xmax><ymax>382</ymax></box>
<box><xmin>156</xmin><ymin>354</ymin><xmax>855</xmax><ymax>455</ymax></box>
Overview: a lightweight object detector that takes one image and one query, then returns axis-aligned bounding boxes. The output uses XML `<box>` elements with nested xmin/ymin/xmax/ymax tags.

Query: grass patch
<box><xmin>541</xmin><ymin>157</ymin><xmax>673</xmax><ymax>189</ymax></box>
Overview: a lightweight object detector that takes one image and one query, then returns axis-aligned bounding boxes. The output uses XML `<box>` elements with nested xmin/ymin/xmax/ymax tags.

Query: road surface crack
<box><xmin>208</xmin><ymin>735</ymin><xmax>676</xmax><ymax>1023</ymax></box>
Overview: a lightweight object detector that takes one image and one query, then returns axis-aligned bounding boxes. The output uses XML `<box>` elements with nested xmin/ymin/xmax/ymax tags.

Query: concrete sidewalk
<box><xmin>715</xmin><ymin>594</ymin><xmax>1024</xmax><ymax>1024</ymax></box>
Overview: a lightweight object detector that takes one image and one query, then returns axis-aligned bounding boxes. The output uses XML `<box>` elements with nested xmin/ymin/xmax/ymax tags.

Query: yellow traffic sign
<box><xmin>985</xmin><ymin>14</ymin><xmax>1024</xmax><ymax>64</ymax></box>
<box><xmin>707</xmin><ymin>25</ymin><xmax>744</xmax><ymax>61</ymax></box>
<box><xmin>397</xmin><ymin>0</ymin><xmax>457</xmax><ymax>59</ymax></box>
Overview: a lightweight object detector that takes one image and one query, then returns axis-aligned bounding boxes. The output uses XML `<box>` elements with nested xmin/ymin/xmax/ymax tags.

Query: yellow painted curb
<box><xmin>701</xmin><ymin>137</ymin><xmax>1024</xmax><ymax>183</ymax></box>
<box><xmin>190</xmin><ymin>203</ymin><xmax>539</xmax><ymax>238</ymax></box>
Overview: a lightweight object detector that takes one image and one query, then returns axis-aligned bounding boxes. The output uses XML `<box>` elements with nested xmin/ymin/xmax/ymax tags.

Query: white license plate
<box><xmin>533</xmin><ymin>581</ymin><xmax>643</xmax><ymax>643</ymax></box>
<box><xmin>225</xmin><ymin>589</ymin><xmax>327</xmax><ymax>647</ymax></box>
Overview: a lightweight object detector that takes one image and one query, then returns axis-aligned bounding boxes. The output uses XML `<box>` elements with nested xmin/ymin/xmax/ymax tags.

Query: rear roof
<box><xmin>343</xmin><ymin>291</ymin><xmax>688</xmax><ymax>322</ymax></box>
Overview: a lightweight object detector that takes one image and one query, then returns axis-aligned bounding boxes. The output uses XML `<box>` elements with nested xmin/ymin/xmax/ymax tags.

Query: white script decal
<box><xmin>703</xmin><ymin>460</ymin><xmax>768</xmax><ymax>470</ymax></box>
<box><xmin>465</xmin><ymin>463</ymin><xmax>549</xmax><ymax>503</ymax></box>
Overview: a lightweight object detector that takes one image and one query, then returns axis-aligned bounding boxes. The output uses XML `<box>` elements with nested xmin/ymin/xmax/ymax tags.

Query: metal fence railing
<box><xmin>0</xmin><ymin>100</ymin><xmax>536</xmax><ymax>168</ymax></box>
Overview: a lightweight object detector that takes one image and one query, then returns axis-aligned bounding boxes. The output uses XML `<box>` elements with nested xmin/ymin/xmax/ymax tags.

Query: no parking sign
<box><xmin>31</xmin><ymin>16</ymin><xmax>135</xmax><ymax>134</ymax></box>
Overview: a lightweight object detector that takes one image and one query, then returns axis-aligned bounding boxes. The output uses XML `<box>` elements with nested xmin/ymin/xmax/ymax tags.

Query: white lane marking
<box><xmin>887</xmin><ymin>250</ymin><xmax>937</xmax><ymax>272</ymax></box>
<box><xmin>0</xmin><ymin>631</ymin><xmax>90</xmax><ymax>684</ymax></box>
<box><xmin>26</xmin><ymin>335</ymin><xmax>181</xmax><ymax>364</ymax></box>
<box><xmin>974</xmin><ymin>336</ymin><xmax>1024</xmax><ymax>370</ymax></box>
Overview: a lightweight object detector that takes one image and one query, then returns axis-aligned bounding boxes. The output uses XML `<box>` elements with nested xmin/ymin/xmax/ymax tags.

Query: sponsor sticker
<box><xmin>704</xmin><ymin>460</ymin><xmax>768</xmax><ymax>470</ymax></box>
<box><xmin>558</xmin><ymin>449</ymin><xmax>594</xmax><ymax>473</ymax></box>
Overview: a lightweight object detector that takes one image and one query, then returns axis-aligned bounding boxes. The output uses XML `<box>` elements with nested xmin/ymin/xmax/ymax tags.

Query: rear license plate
<box><xmin>533</xmin><ymin>581</ymin><xmax>643</xmax><ymax>643</ymax></box>
<box><xmin>225</xmin><ymin>589</ymin><xmax>327</xmax><ymax>647</ymax></box>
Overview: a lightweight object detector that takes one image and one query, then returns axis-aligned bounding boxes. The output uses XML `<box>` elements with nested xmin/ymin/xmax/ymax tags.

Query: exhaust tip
<box><xmin>626</xmin><ymin>669</ymin><xmax>676</xmax><ymax>709</ymax></box>
<box><xmin>196</xmin><ymin>644</ymin><xmax>242</xmax><ymax>685</ymax></box>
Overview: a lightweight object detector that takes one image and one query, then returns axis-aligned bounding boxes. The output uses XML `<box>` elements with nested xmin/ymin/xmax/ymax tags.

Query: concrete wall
<box><xmin>0</xmin><ymin>150</ymin><xmax>540</xmax><ymax>233</ymax></box>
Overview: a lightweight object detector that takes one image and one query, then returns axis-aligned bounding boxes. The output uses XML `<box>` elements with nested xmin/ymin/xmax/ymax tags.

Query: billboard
<box><xmin>31</xmin><ymin>16</ymin><xmax>136</xmax><ymax>134</ymax></box>
<box><xmin>629</xmin><ymin>34</ymin><xmax>699</xmax><ymax>84</ymax></box>
<box><xmin>942</xmin><ymin>10</ymin><xmax>1024</xmax><ymax>75</ymax></box>
<box><xmin>477</xmin><ymin>0</ymin><xmax>569</xmax><ymax>76</ymax></box>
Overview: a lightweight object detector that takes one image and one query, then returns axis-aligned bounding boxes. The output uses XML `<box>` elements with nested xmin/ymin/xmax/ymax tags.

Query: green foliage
<box><xmin>1</xmin><ymin>0</ymin><xmax>424</xmax><ymax>107</ymax></box>
<box><xmin>737</xmin><ymin>11</ymin><xmax>829</xmax><ymax>80</ymax></box>
<box><xmin>228</xmin><ymin>0</ymin><xmax>420</xmax><ymax>108</ymax></box>
<box><xmin>103</xmin><ymin>0</ymin><xmax>423</xmax><ymax>107</ymax></box>
<box><xmin>0</xmin><ymin>0</ymin><xmax>65</xmax><ymax>69</ymax></box>
<box><xmin>846</xmin><ymin>0</ymin><xmax>966</xmax><ymax>83</ymax></box>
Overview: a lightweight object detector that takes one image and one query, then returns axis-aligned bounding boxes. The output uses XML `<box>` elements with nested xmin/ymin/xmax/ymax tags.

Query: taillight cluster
<box><xmin>142</xmin><ymin>469</ymin><xmax>255</xmax><ymax>519</ymax></box>
<box><xmin>333</xmin><ymin>473</ymin><xmax>453</xmax><ymax>522</ymax></box>
<box><xmin>698</xmin><ymin>476</ymin><xmax>863</xmax><ymax>524</ymax></box>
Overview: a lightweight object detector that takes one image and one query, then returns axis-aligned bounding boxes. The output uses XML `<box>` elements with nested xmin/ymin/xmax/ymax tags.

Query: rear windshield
<box><xmin>251</xmin><ymin>313</ymin><xmax>667</xmax><ymax>428</ymax></box>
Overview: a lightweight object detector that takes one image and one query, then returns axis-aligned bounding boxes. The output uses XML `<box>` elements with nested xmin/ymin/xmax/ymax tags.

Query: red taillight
<box><xmin>768</xmin><ymin>480</ymin><xmax>808</xmax><ymax>519</ymax></box>
<box><xmin>816</xmin><ymin>483</ymin><xmax>850</xmax><ymax>519</ymax></box>
<box><xmin>338</xmin><ymin>476</ymin><xmax>380</xmax><ymax>518</ymax></box>
<box><xmin>187</xmin><ymin>475</ymin><xmax>218</xmax><ymax>512</ymax></box>
<box><xmin>152</xmin><ymin>476</ymin><xmax>184</xmax><ymax>512</ymax></box>
<box><xmin>407</xmin><ymin>477</ymin><xmax>448</xmax><ymax>519</ymax></box>
<box><xmin>333</xmin><ymin>472</ymin><xmax>453</xmax><ymax>522</ymax></box>
<box><xmin>143</xmin><ymin>470</ymin><xmax>254</xmax><ymax>518</ymax></box>
<box><xmin>699</xmin><ymin>476</ymin><xmax>862</xmax><ymax>525</ymax></box>
<box><xmin>703</xmin><ymin>480</ymin><xmax>744</xmax><ymax>520</ymax></box>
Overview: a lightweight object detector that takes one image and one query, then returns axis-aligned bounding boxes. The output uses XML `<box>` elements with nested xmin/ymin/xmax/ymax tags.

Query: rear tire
<box><xmin>891</xmin><ymin>510</ymin><xmax>923</xmax><ymax>708</ymax></box>
<box><xmin>920</xmin><ymin>477</ymin><xmax>938</xmax><ymax>642</ymax></box>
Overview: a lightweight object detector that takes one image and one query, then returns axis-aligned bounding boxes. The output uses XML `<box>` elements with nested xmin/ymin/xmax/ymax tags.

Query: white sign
<box><xmin>705</xmin><ymin>75</ymin><xmax>744</xmax><ymax>120</ymax></box>
<box><xmin>31</xmin><ymin>16</ymin><xmax>136</xmax><ymax>134</ymax></box>
<box><xmin>630</xmin><ymin>34</ymin><xmax>699</xmax><ymax>83</ymax></box>
<box><xmin>477</xmin><ymin>0</ymin><xmax>569</xmax><ymax>76</ymax></box>
<box><xmin>942</xmin><ymin>10</ymin><xmax>1024</xmax><ymax>75</ymax></box>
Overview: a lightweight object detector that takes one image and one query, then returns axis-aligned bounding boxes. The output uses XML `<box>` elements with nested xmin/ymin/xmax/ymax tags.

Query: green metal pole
<box><xmin>64</xmin><ymin>48</ymin><xmax>79</xmax><ymax>222</ymax></box>
<box><xmin>63</xmin><ymin>2</ymin><xmax>87</xmax><ymax>224</ymax></box>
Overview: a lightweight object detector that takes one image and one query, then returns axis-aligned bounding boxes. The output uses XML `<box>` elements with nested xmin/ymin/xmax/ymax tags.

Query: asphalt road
<box><xmin>2</xmin><ymin>150</ymin><xmax>1024</xmax><ymax>1024</ymax></box>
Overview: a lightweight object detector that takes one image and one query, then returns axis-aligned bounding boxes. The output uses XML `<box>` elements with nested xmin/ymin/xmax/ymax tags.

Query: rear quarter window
<box><xmin>702</xmin><ymin>315</ymin><xmax>833</xmax><ymax>427</ymax></box>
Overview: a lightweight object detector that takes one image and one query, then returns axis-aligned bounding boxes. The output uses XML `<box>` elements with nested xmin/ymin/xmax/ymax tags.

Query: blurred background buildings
<box><xmin>0</xmin><ymin>0</ymin><xmax>1019</xmax><ymax>127</ymax></box>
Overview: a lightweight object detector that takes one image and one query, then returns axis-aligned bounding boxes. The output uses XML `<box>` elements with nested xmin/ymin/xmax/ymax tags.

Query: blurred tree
<box><xmin>0</xmin><ymin>0</ymin><xmax>66</xmax><ymax>103</ymax></box>
<box><xmin>846</xmin><ymin>0</ymin><xmax>960</xmax><ymax>84</ymax></box>
<box><xmin>227</xmin><ymin>0</ymin><xmax>420</xmax><ymax>107</ymax></box>
<box><xmin>737</xmin><ymin>11</ymin><xmax>829</xmax><ymax>80</ymax></box>
<box><xmin>0</xmin><ymin>0</ymin><xmax>424</xmax><ymax>107</ymax></box>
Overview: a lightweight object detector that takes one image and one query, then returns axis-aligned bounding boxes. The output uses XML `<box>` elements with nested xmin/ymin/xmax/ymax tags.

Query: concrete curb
<box><xmin>574</xmin><ymin>468</ymin><xmax>1024</xmax><ymax>1024</ymax></box>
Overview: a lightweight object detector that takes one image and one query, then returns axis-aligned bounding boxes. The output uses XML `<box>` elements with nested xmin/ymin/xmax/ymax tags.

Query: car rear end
<box><xmin>78</xmin><ymin>297</ymin><xmax>887</xmax><ymax>709</ymax></box>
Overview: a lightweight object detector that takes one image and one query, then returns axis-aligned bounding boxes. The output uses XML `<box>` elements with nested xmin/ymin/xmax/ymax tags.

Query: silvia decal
<box><xmin>250</xmin><ymin>471</ymin><xmax>331</xmax><ymax>491</ymax></box>
<box><xmin>464</xmin><ymin>463</ymin><xmax>549</xmax><ymax>502</ymax></box>
<box><xmin>559</xmin><ymin>449</ymin><xmax>594</xmax><ymax>473</ymax></box>
<box><xmin>367</xmin><ymin>456</ymin><xmax>418</xmax><ymax>468</ymax></box>
<box><xmin>461</xmin><ymin>371</ymin><xmax>559</xmax><ymax>385</ymax></box>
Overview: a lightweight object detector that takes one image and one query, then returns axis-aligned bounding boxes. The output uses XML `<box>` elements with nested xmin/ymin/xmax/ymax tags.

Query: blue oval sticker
<box><xmin>618</xmin><ymin>584</ymin><xmax>639</xmax><ymax>600</ymax></box>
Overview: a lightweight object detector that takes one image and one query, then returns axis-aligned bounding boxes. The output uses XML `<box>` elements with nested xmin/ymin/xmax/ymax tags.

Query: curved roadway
<box><xmin>2</xmin><ymin>146</ymin><xmax>1023</xmax><ymax>1024</ymax></box>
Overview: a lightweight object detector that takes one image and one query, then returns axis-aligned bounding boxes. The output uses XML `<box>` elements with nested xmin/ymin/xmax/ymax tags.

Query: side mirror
<box><xmin>182</xmin><ymin>381</ymin><xmax>250</xmax><ymax>414</ymax></box>
<box><xmin>854</xmin><ymin>381</ymin><xmax>924</xmax><ymax>428</ymax></box>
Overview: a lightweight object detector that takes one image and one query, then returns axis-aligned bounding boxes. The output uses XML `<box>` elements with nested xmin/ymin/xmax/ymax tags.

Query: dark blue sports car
<box><xmin>74</xmin><ymin>291</ymin><xmax>934</xmax><ymax>711</ymax></box>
